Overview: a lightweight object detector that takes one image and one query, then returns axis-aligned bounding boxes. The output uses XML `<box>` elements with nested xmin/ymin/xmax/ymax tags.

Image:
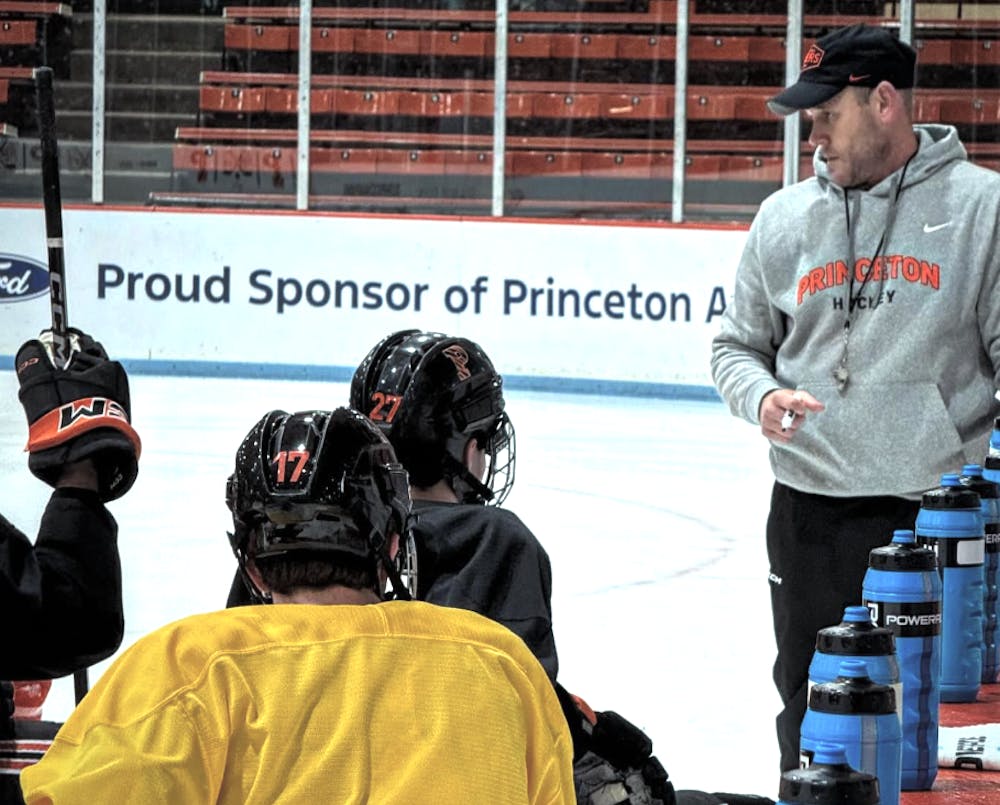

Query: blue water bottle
<box><xmin>958</xmin><ymin>464</ymin><xmax>1000</xmax><ymax>684</ymax></box>
<box><xmin>862</xmin><ymin>530</ymin><xmax>941</xmax><ymax>790</ymax></box>
<box><xmin>808</xmin><ymin>606</ymin><xmax>900</xmax><ymax>705</ymax></box>
<box><xmin>915</xmin><ymin>473</ymin><xmax>985</xmax><ymax>703</ymax></box>
<box><xmin>985</xmin><ymin>451</ymin><xmax>1000</xmax><ymax>682</ymax></box>
<box><xmin>800</xmin><ymin>660</ymin><xmax>901</xmax><ymax>805</ymax></box>
<box><xmin>778</xmin><ymin>742</ymin><xmax>880</xmax><ymax>805</ymax></box>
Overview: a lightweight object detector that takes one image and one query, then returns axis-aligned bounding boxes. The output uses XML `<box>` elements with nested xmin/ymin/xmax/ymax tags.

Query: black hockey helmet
<box><xmin>226</xmin><ymin>407</ymin><xmax>416</xmax><ymax>601</ymax></box>
<box><xmin>350</xmin><ymin>329</ymin><xmax>515</xmax><ymax>505</ymax></box>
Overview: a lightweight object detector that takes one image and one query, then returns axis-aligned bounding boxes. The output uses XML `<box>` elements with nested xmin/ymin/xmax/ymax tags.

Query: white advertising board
<box><xmin>0</xmin><ymin>205</ymin><xmax>748</xmax><ymax>398</ymax></box>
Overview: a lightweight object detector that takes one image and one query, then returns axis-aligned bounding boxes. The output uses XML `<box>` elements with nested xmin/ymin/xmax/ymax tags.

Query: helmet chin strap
<box><xmin>443</xmin><ymin>454</ymin><xmax>494</xmax><ymax>505</ymax></box>
<box><xmin>228</xmin><ymin>528</ymin><xmax>271</xmax><ymax>604</ymax></box>
<box><xmin>238</xmin><ymin>566</ymin><xmax>270</xmax><ymax>605</ymax></box>
<box><xmin>368</xmin><ymin>526</ymin><xmax>412</xmax><ymax>601</ymax></box>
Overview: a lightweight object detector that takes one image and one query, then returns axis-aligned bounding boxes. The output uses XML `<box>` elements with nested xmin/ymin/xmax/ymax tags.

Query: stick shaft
<box><xmin>34</xmin><ymin>66</ymin><xmax>70</xmax><ymax>367</ymax></box>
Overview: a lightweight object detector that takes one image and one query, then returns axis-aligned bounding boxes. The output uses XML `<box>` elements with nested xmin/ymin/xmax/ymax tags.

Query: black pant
<box><xmin>765</xmin><ymin>482</ymin><xmax>921</xmax><ymax>773</ymax></box>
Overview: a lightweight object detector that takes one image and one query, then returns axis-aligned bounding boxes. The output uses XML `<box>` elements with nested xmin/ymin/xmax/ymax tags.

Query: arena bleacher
<box><xmin>1</xmin><ymin>0</ymin><xmax>999</xmax><ymax>217</ymax></box>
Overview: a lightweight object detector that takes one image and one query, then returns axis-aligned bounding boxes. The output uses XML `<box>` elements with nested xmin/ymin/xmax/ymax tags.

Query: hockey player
<box><xmin>349</xmin><ymin>329</ymin><xmax>776</xmax><ymax>805</ymax></box>
<box><xmin>2</xmin><ymin>329</ymin><xmax>139</xmax><ymax>804</ymax></box>
<box><xmin>21</xmin><ymin>407</ymin><xmax>574</xmax><ymax>803</ymax></box>
<box><xmin>3</xmin><ymin>328</ymin><xmax>139</xmax><ymax>679</ymax></box>
<box><xmin>349</xmin><ymin>329</ymin><xmax>556</xmax><ymax>674</ymax></box>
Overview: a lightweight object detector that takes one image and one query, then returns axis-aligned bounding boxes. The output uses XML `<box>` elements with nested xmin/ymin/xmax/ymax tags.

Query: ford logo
<box><xmin>0</xmin><ymin>254</ymin><xmax>50</xmax><ymax>302</ymax></box>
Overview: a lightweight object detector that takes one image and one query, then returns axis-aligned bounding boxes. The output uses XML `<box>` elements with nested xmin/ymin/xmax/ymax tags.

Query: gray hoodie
<box><xmin>711</xmin><ymin>124</ymin><xmax>1000</xmax><ymax>499</ymax></box>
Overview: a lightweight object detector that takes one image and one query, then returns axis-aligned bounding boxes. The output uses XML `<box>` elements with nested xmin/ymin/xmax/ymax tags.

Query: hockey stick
<box><xmin>35</xmin><ymin>65</ymin><xmax>90</xmax><ymax>704</ymax></box>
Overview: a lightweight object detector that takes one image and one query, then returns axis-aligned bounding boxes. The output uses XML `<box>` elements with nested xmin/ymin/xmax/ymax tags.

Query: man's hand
<box><xmin>759</xmin><ymin>389</ymin><xmax>824</xmax><ymax>443</ymax></box>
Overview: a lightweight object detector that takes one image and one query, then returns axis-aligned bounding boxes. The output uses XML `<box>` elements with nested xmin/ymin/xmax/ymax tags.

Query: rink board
<box><xmin>0</xmin><ymin>204</ymin><xmax>747</xmax><ymax>396</ymax></box>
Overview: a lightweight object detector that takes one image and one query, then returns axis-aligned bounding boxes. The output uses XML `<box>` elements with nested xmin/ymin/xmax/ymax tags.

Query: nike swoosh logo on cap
<box><xmin>923</xmin><ymin>221</ymin><xmax>952</xmax><ymax>233</ymax></box>
<box><xmin>848</xmin><ymin>73</ymin><xmax>871</xmax><ymax>82</ymax></box>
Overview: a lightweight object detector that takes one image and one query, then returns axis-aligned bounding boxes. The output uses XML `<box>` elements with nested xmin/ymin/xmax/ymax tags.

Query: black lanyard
<box><xmin>833</xmin><ymin>148</ymin><xmax>916</xmax><ymax>392</ymax></box>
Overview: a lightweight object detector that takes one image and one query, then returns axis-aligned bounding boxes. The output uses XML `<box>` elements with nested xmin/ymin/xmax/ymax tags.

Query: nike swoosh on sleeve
<box><xmin>923</xmin><ymin>222</ymin><xmax>952</xmax><ymax>233</ymax></box>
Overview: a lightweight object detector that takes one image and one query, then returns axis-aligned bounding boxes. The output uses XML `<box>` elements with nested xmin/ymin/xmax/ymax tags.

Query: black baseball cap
<box><xmin>767</xmin><ymin>24</ymin><xmax>917</xmax><ymax>116</ymax></box>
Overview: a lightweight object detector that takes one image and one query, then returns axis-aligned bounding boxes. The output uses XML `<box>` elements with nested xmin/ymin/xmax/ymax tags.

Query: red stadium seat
<box><xmin>330</xmin><ymin>88</ymin><xmax>401</xmax><ymax>116</ymax></box>
<box><xmin>0</xmin><ymin>19</ymin><xmax>34</xmax><ymax>45</ymax></box>
<box><xmin>547</xmin><ymin>33</ymin><xmax>619</xmax><ymax>60</ymax></box>
<box><xmin>509</xmin><ymin>150</ymin><xmax>584</xmax><ymax>176</ymax></box>
<box><xmin>200</xmin><ymin>85</ymin><xmax>267</xmax><ymax>113</ymax></box>
<box><xmin>938</xmin><ymin>94</ymin><xmax>1000</xmax><ymax>124</ymax></box>
<box><xmin>352</xmin><ymin>28</ymin><xmax>423</xmax><ymax>56</ymax></box>
<box><xmin>421</xmin><ymin>30</ymin><xmax>493</xmax><ymax>58</ymax></box>
<box><xmin>580</xmin><ymin>150</ymin><xmax>671</xmax><ymax>179</ymax></box>
<box><xmin>311</xmin><ymin>147</ymin><xmax>379</xmax><ymax>172</ymax></box>
<box><xmin>224</xmin><ymin>23</ymin><xmax>292</xmax><ymax>52</ymax></box>
<box><xmin>443</xmin><ymin>149</ymin><xmax>493</xmax><ymax>175</ymax></box>
<box><xmin>311</xmin><ymin>26</ymin><xmax>355</xmax><ymax>53</ymax></box>
<box><xmin>529</xmin><ymin>91</ymin><xmax>602</xmax><ymax>119</ymax></box>
<box><xmin>615</xmin><ymin>34</ymin><xmax>676</xmax><ymax>61</ymax></box>
<box><xmin>950</xmin><ymin>38</ymin><xmax>1000</xmax><ymax>67</ymax></box>
<box><xmin>598</xmin><ymin>92</ymin><xmax>672</xmax><ymax>120</ymax></box>
<box><xmin>508</xmin><ymin>33</ymin><xmax>552</xmax><ymax>59</ymax></box>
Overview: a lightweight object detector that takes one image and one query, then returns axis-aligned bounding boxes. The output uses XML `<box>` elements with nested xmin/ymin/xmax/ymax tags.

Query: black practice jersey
<box><xmin>409</xmin><ymin>499</ymin><xmax>558</xmax><ymax>680</ymax></box>
<box><xmin>1</xmin><ymin>488</ymin><xmax>123</xmax><ymax>681</ymax></box>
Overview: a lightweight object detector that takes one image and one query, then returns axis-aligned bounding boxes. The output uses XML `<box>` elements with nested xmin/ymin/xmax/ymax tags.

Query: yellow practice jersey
<box><xmin>22</xmin><ymin>601</ymin><xmax>574</xmax><ymax>804</ymax></box>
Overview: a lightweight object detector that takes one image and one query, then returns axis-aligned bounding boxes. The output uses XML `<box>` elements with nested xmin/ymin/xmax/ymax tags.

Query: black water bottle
<box><xmin>778</xmin><ymin>742</ymin><xmax>880</xmax><ymax>805</ymax></box>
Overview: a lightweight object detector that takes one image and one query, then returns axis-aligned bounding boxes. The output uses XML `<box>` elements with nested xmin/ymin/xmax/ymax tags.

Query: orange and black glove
<box><xmin>16</xmin><ymin>328</ymin><xmax>140</xmax><ymax>502</ymax></box>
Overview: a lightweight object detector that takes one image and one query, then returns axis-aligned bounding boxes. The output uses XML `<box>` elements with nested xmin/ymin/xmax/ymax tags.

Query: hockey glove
<box><xmin>575</xmin><ymin>749</ymin><xmax>677</xmax><ymax>805</ymax></box>
<box><xmin>16</xmin><ymin>328</ymin><xmax>141</xmax><ymax>501</ymax></box>
<box><xmin>561</xmin><ymin>687</ymin><xmax>677</xmax><ymax>805</ymax></box>
<box><xmin>591</xmin><ymin>709</ymin><xmax>654</xmax><ymax>771</ymax></box>
<box><xmin>588</xmin><ymin>714</ymin><xmax>675</xmax><ymax>805</ymax></box>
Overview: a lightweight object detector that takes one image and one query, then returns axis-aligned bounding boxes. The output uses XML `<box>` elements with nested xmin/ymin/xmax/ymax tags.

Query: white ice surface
<box><xmin>1</xmin><ymin>371</ymin><xmax>782</xmax><ymax>798</ymax></box>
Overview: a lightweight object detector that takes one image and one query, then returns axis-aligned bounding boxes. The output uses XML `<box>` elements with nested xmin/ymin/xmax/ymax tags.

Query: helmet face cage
<box><xmin>351</xmin><ymin>330</ymin><xmax>517</xmax><ymax>506</ymax></box>
<box><xmin>482</xmin><ymin>412</ymin><xmax>515</xmax><ymax>507</ymax></box>
<box><xmin>226</xmin><ymin>407</ymin><xmax>413</xmax><ymax>600</ymax></box>
<box><xmin>447</xmin><ymin>360</ymin><xmax>515</xmax><ymax>506</ymax></box>
<box><xmin>391</xmin><ymin>529</ymin><xmax>419</xmax><ymax>599</ymax></box>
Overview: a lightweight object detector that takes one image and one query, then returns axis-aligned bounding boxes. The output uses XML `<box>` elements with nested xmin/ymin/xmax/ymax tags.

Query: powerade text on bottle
<box><xmin>807</xmin><ymin>605</ymin><xmax>900</xmax><ymax>714</ymax></box>
<box><xmin>915</xmin><ymin>473</ymin><xmax>985</xmax><ymax>703</ymax></box>
<box><xmin>778</xmin><ymin>742</ymin><xmax>880</xmax><ymax>805</ymax></box>
<box><xmin>862</xmin><ymin>530</ymin><xmax>941</xmax><ymax>790</ymax></box>
<box><xmin>800</xmin><ymin>660</ymin><xmax>901</xmax><ymax>805</ymax></box>
<box><xmin>958</xmin><ymin>464</ymin><xmax>1000</xmax><ymax>684</ymax></box>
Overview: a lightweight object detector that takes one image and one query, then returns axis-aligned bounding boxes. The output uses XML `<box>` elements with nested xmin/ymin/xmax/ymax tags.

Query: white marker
<box><xmin>780</xmin><ymin>410</ymin><xmax>796</xmax><ymax>432</ymax></box>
